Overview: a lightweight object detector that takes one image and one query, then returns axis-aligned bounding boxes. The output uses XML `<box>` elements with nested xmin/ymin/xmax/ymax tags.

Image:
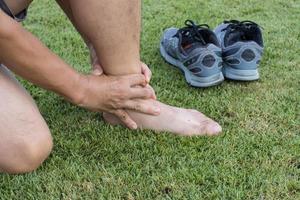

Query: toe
<box><xmin>205</xmin><ymin>122</ymin><xmax>222</xmax><ymax>136</ymax></box>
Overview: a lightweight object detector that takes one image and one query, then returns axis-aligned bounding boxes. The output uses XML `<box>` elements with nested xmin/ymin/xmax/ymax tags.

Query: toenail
<box><xmin>207</xmin><ymin>123</ymin><xmax>222</xmax><ymax>135</ymax></box>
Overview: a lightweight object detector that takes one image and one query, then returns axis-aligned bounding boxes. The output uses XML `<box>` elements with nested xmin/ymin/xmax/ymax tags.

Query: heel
<box><xmin>223</xmin><ymin>64</ymin><xmax>259</xmax><ymax>81</ymax></box>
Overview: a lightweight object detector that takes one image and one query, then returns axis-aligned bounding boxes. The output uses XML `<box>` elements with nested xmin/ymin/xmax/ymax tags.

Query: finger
<box><xmin>92</xmin><ymin>68</ymin><xmax>103</xmax><ymax>76</ymax></box>
<box><xmin>141</xmin><ymin>62</ymin><xmax>152</xmax><ymax>83</ymax></box>
<box><xmin>92</xmin><ymin>59</ymin><xmax>104</xmax><ymax>76</ymax></box>
<box><xmin>123</xmin><ymin>74</ymin><xmax>147</xmax><ymax>87</ymax></box>
<box><xmin>92</xmin><ymin>69</ymin><xmax>103</xmax><ymax>76</ymax></box>
<box><xmin>92</xmin><ymin>66</ymin><xmax>103</xmax><ymax>76</ymax></box>
<box><xmin>124</xmin><ymin>99</ymin><xmax>160</xmax><ymax>115</ymax></box>
<box><xmin>113</xmin><ymin>109</ymin><xmax>138</xmax><ymax>130</ymax></box>
<box><xmin>146</xmin><ymin>84</ymin><xmax>157</xmax><ymax>100</ymax></box>
<box><xmin>129</xmin><ymin>86</ymin><xmax>155</xmax><ymax>99</ymax></box>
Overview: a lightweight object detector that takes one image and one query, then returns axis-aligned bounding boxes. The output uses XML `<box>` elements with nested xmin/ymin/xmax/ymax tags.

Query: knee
<box><xmin>2</xmin><ymin>130</ymin><xmax>53</xmax><ymax>174</ymax></box>
<box><xmin>16</xmin><ymin>133</ymin><xmax>53</xmax><ymax>174</ymax></box>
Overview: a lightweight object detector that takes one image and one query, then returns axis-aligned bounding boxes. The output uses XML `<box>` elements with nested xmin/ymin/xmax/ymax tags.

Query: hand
<box><xmin>88</xmin><ymin>44</ymin><xmax>153</xmax><ymax>83</ymax></box>
<box><xmin>76</xmin><ymin>74</ymin><xmax>160</xmax><ymax>129</ymax></box>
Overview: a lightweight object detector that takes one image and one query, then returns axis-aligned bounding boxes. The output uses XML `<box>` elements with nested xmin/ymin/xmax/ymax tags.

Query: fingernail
<box><xmin>93</xmin><ymin>69</ymin><xmax>102</xmax><ymax>76</ymax></box>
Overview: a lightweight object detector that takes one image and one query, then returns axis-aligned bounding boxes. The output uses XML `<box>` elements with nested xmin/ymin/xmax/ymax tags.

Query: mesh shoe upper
<box><xmin>161</xmin><ymin>20</ymin><xmax>223</xmax><ymax>77</ymax></box>
<box><xmin>214</xmin><ymin>20</ymin><xmax>264</xmax><ymax>70</ymax></box>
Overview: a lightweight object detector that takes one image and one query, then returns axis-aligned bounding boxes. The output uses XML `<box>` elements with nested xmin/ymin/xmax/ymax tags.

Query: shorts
<box><xmin>0</xmin><ymin>0</ymin><xmax>27</xmax><ymax>22</ymax></box>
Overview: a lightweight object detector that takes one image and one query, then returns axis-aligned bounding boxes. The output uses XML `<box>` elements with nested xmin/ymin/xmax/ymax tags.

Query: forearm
<box><xmin>0</xmin><ymin>11</ymin><xmax>82</xmax><ymax>103</ymax></box>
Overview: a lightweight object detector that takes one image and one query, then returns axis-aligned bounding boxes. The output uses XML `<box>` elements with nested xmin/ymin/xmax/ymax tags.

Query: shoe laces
<box><xmin>222</xmin><ymin>20</ymin><xmax>262</xmax><ymax>40</ymax></box>
<box><xmin>222</xmin><ymin>20</ymin><xmax>262</xmax><ymax>38</ymax></box>
<box><xmin>178</xmin><ymin>20</ymin><xmax>210</xmax><ymax>46</ymax></box>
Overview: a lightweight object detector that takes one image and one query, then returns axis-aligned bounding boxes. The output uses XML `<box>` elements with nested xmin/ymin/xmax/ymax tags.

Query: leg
<box><xmin>69</xmin><ymin>0</ymin><xmax>222</xmax><ymax>136</ymax></box>
<box><xmin>70</xmin><ymin>0</ymin><xmax>141</xmax><ymax>75</ymax></box>
<box><xmin>0</xmin><ymin>65</ymin><xmax>52</xmax><ymax>174</ymax></box>
<box><xmin>3</xmin><ymin>0</ymin><xmax>32</xmax><ymax>15</ymax></box>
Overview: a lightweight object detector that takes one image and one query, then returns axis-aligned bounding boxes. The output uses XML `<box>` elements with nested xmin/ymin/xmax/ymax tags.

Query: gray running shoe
<box><xmin>214</xmin><ymin>20</ymin><xmax>264</xmax><ymax>81</ymax></box>
<box><xmin>160</xmin><ymin>20</ymin><xmax>224</xmax><ymax>87</ymax></box>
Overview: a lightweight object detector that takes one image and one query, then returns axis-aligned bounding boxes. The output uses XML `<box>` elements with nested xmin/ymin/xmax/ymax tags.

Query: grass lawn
<box><xmin>1</xmin><ymin>0</ymin><xmax>299</xmax><ymax>199</ymax></box>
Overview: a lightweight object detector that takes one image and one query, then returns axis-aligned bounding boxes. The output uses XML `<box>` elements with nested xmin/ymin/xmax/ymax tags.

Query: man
<box><xmin>0</xmin><ymin>0</ymin><xmax>222</xmax><ymax>174</ymax></box>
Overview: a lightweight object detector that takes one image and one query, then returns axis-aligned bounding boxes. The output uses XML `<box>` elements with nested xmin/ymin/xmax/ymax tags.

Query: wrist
<box><xmin>68</xmin><ymin>73</ymin><xmax>89</xmax><ymax>106</ymax></box>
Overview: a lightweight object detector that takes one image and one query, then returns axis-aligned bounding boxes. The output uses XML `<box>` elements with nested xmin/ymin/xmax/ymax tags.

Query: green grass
<box><xmin>1</xmin><ymin>0</ymin><xmax>299</xmax><ymax>199</ymax></box>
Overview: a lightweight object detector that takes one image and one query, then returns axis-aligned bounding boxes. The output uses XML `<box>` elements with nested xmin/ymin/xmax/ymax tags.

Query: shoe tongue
<box><xmin>178</xmin><ymin>32</ymin><xmax>206</xmax><ymax>54</ymax></box>
<box><xmin>225</xmin><ymin>30</ymin><xmax>244</xmax><ymax>46</ymax></box>
<box><xmin>182</xmin><ymin>42</ymin><xmax>203</xmax><ymax>54</ymax></box>
<box><xmin>179</xmin><ymin>28</ymin><xmax>216</xmax><ymax>54</ymax></box>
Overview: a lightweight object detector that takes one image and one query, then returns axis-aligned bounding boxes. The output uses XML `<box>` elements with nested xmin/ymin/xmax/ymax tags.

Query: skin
<box><xmin>3</xmin><ymin>0</ymin><xmax>31</xmax><ymax>15</ymax></box>
<box><xmin>0</xmin><ymin>8</ymin><xmax>159</xmax><ymax>128</ymax></box>
<box><xmin>0</xmin><ymin>66</ymin><xmax>52</xmax><ymax>174</ymax></box>
<box><xmin>0</xmin><ymin>1</ymin><xmax>158</xmax><ymax>174</ymax></box>
<box><xmin>66</xmin><ymin>0</ymin><xmax>222</xmax><ymax>136</ymax></box>
<box><xmin>0</xmin><ymin>0</ymin><xmax>222</xmax><ymax>174</ymax></box>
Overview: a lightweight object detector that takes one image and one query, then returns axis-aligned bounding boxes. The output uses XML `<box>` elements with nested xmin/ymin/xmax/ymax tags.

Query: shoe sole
<box><xmin>223</xmin><ymin>63</ymin><xmax>259</xmax><ymax>81</ymax></box>
<box><xmin>160</xmin><ymin>43</ymin><xmax>224</xmax><ymax>88</ymax></box>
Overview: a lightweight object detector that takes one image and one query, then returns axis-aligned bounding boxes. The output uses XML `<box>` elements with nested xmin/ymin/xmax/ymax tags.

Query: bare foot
<box><xmin>103</xmin><ymin>100</ymin><xmax>222</xmax><ymax>136</ymax></box>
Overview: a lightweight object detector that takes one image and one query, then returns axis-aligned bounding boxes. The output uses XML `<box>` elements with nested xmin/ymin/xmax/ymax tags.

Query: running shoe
<box><xmin>214</xmin><ymin>20</ymin><xmax>264</xmax><ymax>81</ymax></box>
<box><xmin>160</xmin><ymin>20</ymin><xmax>224</xmax><ymax>87</ymax></box>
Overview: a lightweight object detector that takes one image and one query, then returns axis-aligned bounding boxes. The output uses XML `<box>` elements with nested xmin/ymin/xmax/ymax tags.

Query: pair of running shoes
<box><xmin>160</xmin><ymin>20</ymin><xmax>264</xmax><ymax>87</ymax></box>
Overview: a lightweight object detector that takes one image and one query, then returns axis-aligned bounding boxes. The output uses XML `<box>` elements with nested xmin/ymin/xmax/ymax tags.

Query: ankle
<box><xmin>103</xmin><ymin>60</ymin><xmax>141</xmax><ymax>76</ymax></box>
